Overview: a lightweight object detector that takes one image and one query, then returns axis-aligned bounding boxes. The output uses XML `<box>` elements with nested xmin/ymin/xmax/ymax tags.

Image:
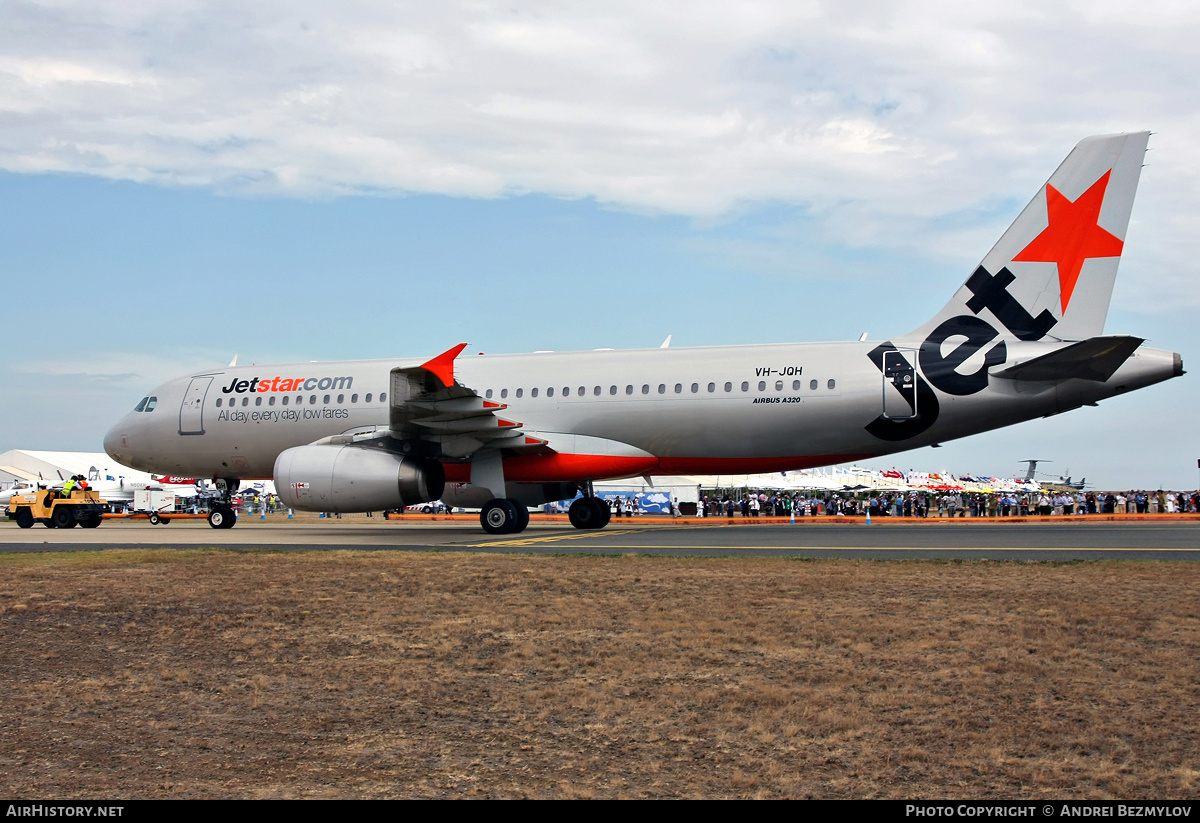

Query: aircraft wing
<box><xmin>994</xmin><ymin>336</ymin><xmax>1144</xmax><ymax>382</ymax></box>
<box><xmin>387</xmin><ymin>343</ymin><xmax>547</xmax><ymax>458</ymax></box>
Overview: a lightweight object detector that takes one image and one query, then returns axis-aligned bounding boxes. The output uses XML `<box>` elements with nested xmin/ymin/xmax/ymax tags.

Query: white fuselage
<box><xmin>103</xmin><ymin>338</ymin><xmax>1180</xmax><ymax>486</ymax></box>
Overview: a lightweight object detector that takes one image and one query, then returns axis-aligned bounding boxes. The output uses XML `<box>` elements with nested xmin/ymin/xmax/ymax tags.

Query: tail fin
<box><xmin>911</xmin><ymin>132</ymin><xmax>1150</xmax><ymax>343</ymax></box>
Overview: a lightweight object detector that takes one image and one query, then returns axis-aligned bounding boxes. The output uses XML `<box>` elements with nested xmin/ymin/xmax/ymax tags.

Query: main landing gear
<box><xmin>480</xmin><ymin>498</ymin><xmax>531</xmax><ymax>535</ymax></box>
<box><xmin>568</xmin><ymin>496</ymin><xmax>610</xmax><ymax>530</ymax></box>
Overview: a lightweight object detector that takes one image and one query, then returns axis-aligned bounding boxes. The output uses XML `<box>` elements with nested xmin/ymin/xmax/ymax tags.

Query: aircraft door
<box><xmin>881</xmin><ymin>349</ymin><xmax>918</xmax><ymax>420</ymax></box>
<box><xmin>179</xmin><ymin>377</ymin><xmax>213</xmax><ymax>436</ymax></box>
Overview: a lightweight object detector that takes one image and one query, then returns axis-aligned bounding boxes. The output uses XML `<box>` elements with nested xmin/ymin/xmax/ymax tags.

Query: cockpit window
<box><xmin>134</xmin><ymin>397</ymin><xmax>148</xmax><ymax>412</ymax></box>
<box><xmin>145</xmin><ymin>396</ymin><xmax>158</xmax><ymax>412</ymax></box>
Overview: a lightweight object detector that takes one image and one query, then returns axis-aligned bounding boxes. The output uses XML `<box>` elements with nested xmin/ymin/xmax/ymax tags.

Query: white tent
<box><xmin>0</xmin><ymin>450</ymin><xmax>151</xmax><ymax>488</ymax></box>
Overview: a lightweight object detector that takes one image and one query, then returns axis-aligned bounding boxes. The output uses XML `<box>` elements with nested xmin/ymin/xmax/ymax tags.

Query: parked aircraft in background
<box><xmin>1019</xmin><ymin>459</ymin><xmax>1049</xmax><ymax>482</ymax></box>
<box><xmin>104</xmin><ymin>132</ymin><xmax>1181</xmax><ymax>533</ymax></box>
<box><xmin>1018</xmin><ymin>460</ymin><xmax>1087</xmax><ymax>490</ymax></box>
<box><xmin>0</xmin><ymin>480</ymin><xmax>43</xmax><ymax>507</ymax></box>
<box><xmin>0</xmin><ymin>471</ymin><xmax>196</xmax><ymax>507</ymax></box>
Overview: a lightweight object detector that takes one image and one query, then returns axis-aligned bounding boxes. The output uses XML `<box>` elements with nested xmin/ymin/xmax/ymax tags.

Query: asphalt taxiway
<box><xmin>3</xmin><ymin>517</ymin><xmax>1199</xmax><ymax>560</ymax></box>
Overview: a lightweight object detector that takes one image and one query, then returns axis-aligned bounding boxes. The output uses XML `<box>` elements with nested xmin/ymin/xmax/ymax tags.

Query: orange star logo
<box><xmin>1012</xmin><ymin>170</ymin><xmax>1124</xmax><ymax>313</ymax></box>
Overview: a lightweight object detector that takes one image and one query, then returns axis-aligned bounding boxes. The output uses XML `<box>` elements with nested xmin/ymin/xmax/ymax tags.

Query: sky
<box><xmin>1</xmin><ymin>0</ymin><xmax>1198</xmax><ymax>490</ymax></box>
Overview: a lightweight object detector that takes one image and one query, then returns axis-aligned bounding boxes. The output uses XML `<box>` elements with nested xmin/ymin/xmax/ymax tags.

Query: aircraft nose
<box><xmin>103</xmin><ymin>421</ymin><xmax>126</xmax><ymax>463</ymax></box>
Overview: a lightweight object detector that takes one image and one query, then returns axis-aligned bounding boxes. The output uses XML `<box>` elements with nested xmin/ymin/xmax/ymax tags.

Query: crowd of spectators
<box><xmin>694</xmin><ymin>490</ymin><xmax>1200</xmax><ymax>518</ymax></box>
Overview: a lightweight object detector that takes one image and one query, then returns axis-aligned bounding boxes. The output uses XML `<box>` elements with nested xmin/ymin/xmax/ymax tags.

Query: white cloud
<box><xmin>2</xmin><ymin>0</ymin><xmax>1198</xmax><ymax>299</ymax></box>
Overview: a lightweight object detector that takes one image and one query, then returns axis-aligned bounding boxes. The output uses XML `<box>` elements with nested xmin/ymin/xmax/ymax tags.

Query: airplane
<box><xmin>1018</xmin><ymin>459</ymin><xmax>1049</xmax><ymax>482</ymax></box>
<box><xmin>1019</xmin><ymin>460</ymin><xmax>1087</xmax><ymax>490</ymax></box>
<box><xmin>103</xmin><ymin>132</ymin><xmax>1183</xmax><ymax>533</ymax></box>
<box><xmin>0</xmin><ymin>479</ymin><xmax>43</xmax><ymax>507</ymax></box>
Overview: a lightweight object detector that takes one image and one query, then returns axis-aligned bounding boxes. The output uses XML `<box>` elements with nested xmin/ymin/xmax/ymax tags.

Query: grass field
<box><xmin>2</xmin><ymin>550</ymin><xmax>1197</xmax><ymax>798</ymax></box>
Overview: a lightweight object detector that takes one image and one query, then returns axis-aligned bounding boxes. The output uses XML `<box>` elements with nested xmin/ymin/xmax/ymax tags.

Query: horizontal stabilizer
<box><xmin>994</xmin><ymin>335</ymin><xmax>1143</xmax><ymax>382</ymax></box>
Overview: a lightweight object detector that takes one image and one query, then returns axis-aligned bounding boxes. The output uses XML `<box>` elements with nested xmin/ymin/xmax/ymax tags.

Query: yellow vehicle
<box><xmin>6</xmin><ymin>487</ymin><xmax>107</xmax><ymax>529</ymax></box>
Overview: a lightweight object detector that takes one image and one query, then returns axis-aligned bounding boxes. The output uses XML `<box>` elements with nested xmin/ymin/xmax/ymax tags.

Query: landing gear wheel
<box><xmin>569</xmin><ymin>497</ymin><xmax>607</xmax><ymax>530</ymax></box>
<box><xmin>482</xmin><ymin>498</ymin><xmax>516</xmax><ymax>534</ymax></box>
<box><xmin>481</xmin><ymin>498</ymin><xmax>519</xmax><ymax>534</ymax></box>
<box><xmin>15</xmin><ymin>508</ymin><xmax>34</xmax><ymax>529</ymax></box>
<box><xmin>208</xmin><ymin>507</ymin><xmax>236</xmax><ymax>529</ymax></box>
<box><xmin>513</xmin><ymin>502</ymin><xmax>530</xmax><ymax>533</ymax></box>
<box><xmin>148</xmin><ymin>513</ymin><xmax>161</xmax><ymax>525</ymax></box>
<box><xmin>52</xmin><ymin>507</ymin><xmax>76</xmax><ymax>529</ymax></box>
<box><xmin>597</xmin><ymin>499</ymin><xmax>612</xmax><ymax>528</ymax></box>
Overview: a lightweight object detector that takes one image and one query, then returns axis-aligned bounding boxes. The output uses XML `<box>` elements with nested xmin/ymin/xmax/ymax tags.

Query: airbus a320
<box><xmin>103</xmin><ymin>132</ymin><xmax>1182</xmax><ymax>533</ymax></box>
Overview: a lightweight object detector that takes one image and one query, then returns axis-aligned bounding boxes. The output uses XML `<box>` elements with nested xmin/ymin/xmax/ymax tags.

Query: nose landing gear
<box><xmin>207</xmin><ymin>478</ymin><xmax>239</xmax><ymax>529</ymax></box>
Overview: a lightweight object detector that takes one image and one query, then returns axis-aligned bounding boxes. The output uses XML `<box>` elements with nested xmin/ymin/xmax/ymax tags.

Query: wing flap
<box><xmin>389</xmin><ymin>343</ymin><xmax>529</xmax><ymax>457</ymax></box>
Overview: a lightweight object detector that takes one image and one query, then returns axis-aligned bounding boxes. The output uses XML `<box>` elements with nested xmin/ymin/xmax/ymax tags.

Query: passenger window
<box><xmin>501</xmin><ymin>389</ymin><xmax>508</xmax><ymax>399</ymax></box>
<box><xmin>134</xmin><ymin>397</ymin><xmax>148</xmax><ymax>412</ymax></box>
<box><xmin>269</xmin><ymin>396</ymin><xmax>276</xmax><ymax>406</ymax></box>
<box><xmin>740</xmin><ymin>382</ymin><xmax>748</xmax><ymax>392</ymax></box>
<box><xmin>309</xmin><ymin>395</ymin><xmax>316</xmax><ymax>405</ymax></box>
<box><xmin>337</xmin><ymin>394</ymin><xmax>344</xmax><ymax>404</ymax></box>
<box><xmin>609</xmin><ymin>386</ymin><xmax>617</xmax><ymax>395</ymax></box>
<box><xmin>296</xmin><ymin>395</ymin><xmax>303</xmax><ymax>404</ymax></box>
<box><xmin>282</xmin><ymin>396</ymin><xmax>289</xmax><ymax>406</ymax></box>
<box><xmin>323</xmin><ymin>394</ymin><xmax>330</xmax><ymax>404</ymax></box>
<box><xmin>531</xmin><ymin>388</ymin><xmax>538</xmax><ymax>398</ymax></box>
<box><xmin>255</xmin><ymin>396</ymin><xmax>262</xmax><ymax>406</ymax></box>
<box><xmin>828</xmin><ymin>379</ymin><xmax>836</xmax><ymax>390</ymax></box>
<box><xmin>215</xmin><ymin>398</ymin><xmax>222</xmax><ymax>408</ymax></box>
<box><xmin>775</xmin><ymin>380</ymin><xmax>783</xmax><ymax>391</ymax></box>
<box><xmin>380</xmin><ymin>393</ymin><xmax>386</xmax><ymax>402</ymax></box>
<box><xmin>243</xmin><ymin>397</ymin><xmax>250</xmax><ymax>407</ymax></box>
<box><xmin>642</xmin><ymin>385</ymin><xmax>650</xmax><ymax>395</ymax></box>
<box><xmin>485</xmin><ymin>389</ymin><xmax>493</xmax><ymax>399</ymax></box>
<box><xmin>578</xmin><ymin>386</ymin><xmax>585</xmax><ymax>396</ymax></box>
<box><xmin>810</xmin><ymin>379</ymin><xmax>818</xmax><ymax>390</ymax></box>
<box><xmin>548</xmin><ymin>387</ymin><xmax>555</xmax><ymax>397</ymax></box>
<box><xmin>626</xmin><ymin>385</ymin><xmax>633</xmax><ymax>395</ymax></box>
<box><xmin>793</xmin><ymin>380</ymin><xmax>801</xmax><ymax>390</ymax></box>
<box><xmin>516</xmin><ymin>388</ymin><xmax>523</xmax><ymax>398</ymax></box>
<box><xmin>658</xmin><ymin>384</ymin><xmax>666</xmax><ymax>394</ymax></box>
<box><xmin>593</xmin><ymin>386</ymin><xmax>601</xmax><ymax>396</ymax></box>
<box><xmin>563</xmin><ymin>387</ymin><xmax>570</xmax><ymax>397</ymax></box>
<box><xmin>674</xmin><ymin>383</ymin><xmax>682</xmax><ymax>394</ymax></box>
<box><xmin>758</xmin><ymin>381</ymin><xmax>766</xmax><ymax>391</ymax></box>
<box><xmin>351</xmin><ymin>394</ymin><xmax>358</xmax><ymax>403</ymax></box>
<box><xmin>707</xmin><ymin>383</ymin><xmax>715</xmax><ymax>393</ymax></box>
<box><xmin>146</xmin><ymin>396</ymin><xmax>157</xmax><ymax>411</ymax></box>
<box><xmin>691</xmin><ymin>383</ymin><xmax>698</xmax><ymax>393</ymax></box>
<box><xmin>724</xmin><ymin>382</ymin><xmax>732</xmax><ymax>392</ymax></box>
<box><xmin>365</xmin><ymin>393</ymin><xmax>373</xmax><ymax>403</ymax></box>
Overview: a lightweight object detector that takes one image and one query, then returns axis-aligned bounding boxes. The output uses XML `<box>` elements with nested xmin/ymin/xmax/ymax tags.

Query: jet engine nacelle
<box><xmin>274</xmin><ymin>445</ymin><xmax>445</xmax><ymax>513</ymax></box>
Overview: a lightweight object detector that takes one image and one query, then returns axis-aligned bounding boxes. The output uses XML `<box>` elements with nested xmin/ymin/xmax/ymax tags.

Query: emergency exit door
<box><xmin>179</xmin><ymin>377</ymin><xmax>213</xmax><ymax>435</ymax></box>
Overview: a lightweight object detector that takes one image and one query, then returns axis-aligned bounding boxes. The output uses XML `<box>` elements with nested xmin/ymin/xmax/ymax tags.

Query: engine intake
<box><xmin>274</xmin><ymin>445</ymin><xmax>445</xmax><ymax>512</ymax></box>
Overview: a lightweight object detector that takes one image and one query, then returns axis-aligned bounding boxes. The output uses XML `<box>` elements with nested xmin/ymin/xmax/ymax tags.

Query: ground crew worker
<box><xmin>61</xmin><ymin>476</ymin><xmax>77</xmax><ymax>498</ymax></box>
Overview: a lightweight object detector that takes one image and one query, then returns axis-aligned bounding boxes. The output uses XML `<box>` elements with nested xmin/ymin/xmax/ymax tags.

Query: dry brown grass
<box><xmin>1</xmin><ymin>551</ymin><xmax>1198</xmax><ymax>798</ymax></box>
